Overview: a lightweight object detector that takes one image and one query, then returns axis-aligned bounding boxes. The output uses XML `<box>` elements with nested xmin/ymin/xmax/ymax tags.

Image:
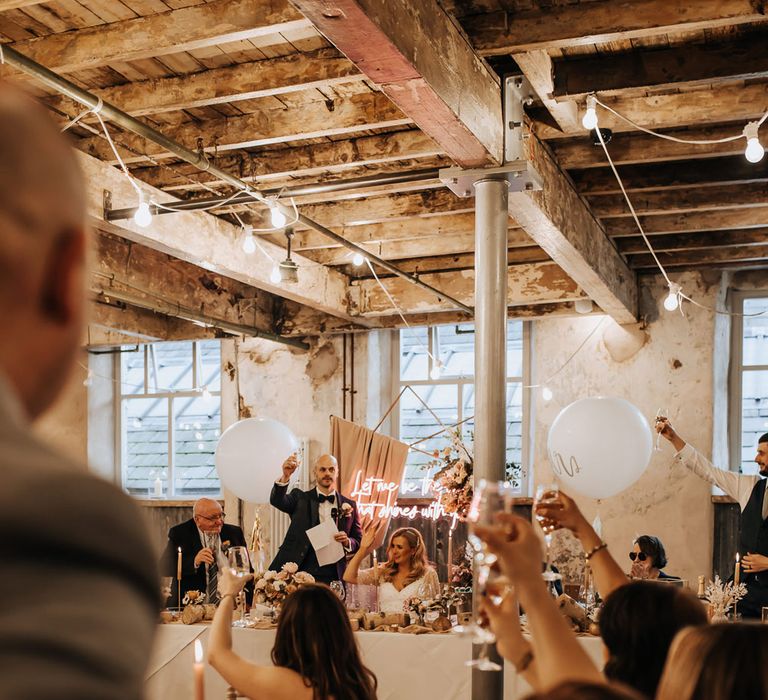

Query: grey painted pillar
<box><xmin>472</xmin><ymin>177</ymin><xmax>509</xmax><ymax>700</ymax></box>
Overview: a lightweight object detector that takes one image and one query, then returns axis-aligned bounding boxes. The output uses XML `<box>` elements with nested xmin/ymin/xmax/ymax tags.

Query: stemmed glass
<box><xmin>330</xmin><ymin>580</ymin><xmax>346</xmax><ymax>601</ymax></box>
<box><xmin>654</xmin><ymin>407</ymin><xmax>668</xmax><ymax>451</ymax></box>
<box><xmin>227</xmin><ymin>546</ymin><xmax>253</xmax><ymax>628</ymax></box>
<box><xmin>534</xmin><ymin>484</ymin><xmax>563</xmax><ymax>584</ymax></box>
<box><xmin>460</xmin><ymin>479</ymin><xmax>514</xmax><ymax>672</ymax></box>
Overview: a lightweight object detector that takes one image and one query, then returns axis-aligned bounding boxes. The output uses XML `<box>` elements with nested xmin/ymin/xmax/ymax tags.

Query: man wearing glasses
<box><xmin>161</xmin><ymin>498</ymin><xmax>252</xmax><ymax>607</ymax></box>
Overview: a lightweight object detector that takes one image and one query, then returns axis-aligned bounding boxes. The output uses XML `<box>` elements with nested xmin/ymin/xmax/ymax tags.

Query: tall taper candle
<box><xmin>194</xmin><ymin>639</ymin><xmax>205</xmax><ymax>700</ymax></box>
<box><xmin>447</xmin><ymin>529</ymin><xmax>453</xmax><ymax>584</ymax></box>
<box><xmin>177</xmin><ymin>547</ymin><xmax>182</xmax><ymax>608</ymax></box>
<box><xmin>735</xmin><ymin>553</ymin><xmax>741</xmax><ymax>586</ymax></box>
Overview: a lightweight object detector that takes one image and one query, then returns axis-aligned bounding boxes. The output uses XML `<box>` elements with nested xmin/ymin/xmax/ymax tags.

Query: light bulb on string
<box><xmin>430</xmin><ymin>360</ymin><xmax>442</xmax><ymax>380</ymax></box>
<box><xmin>744</xmin><ymin>121</ymin><xmax>765</xmax><ymax>163</ymax></box>
<box><xmin>542</xmin><ymin>386</ymin><xmax>553</xmax><ymax>402</ymax></box>
<box><xmin>663</xmin><ymin>282</ymin><xmax>682</xmax><ymax>312</ymax></box>
<box><xmin>133</xmin><ymin>195</ymin><xmax>152</xmax><ymax>227</ymax></box>
<box><xmin>240</xmin><ymin>225</ymin><xmax>256</xmax><ymax>254</ymax></box>
<box><xmin>352</xmin><ymin>252</ymin><xmax>365</xmax><ymax>266</ymax></box>
<box><xmin>269</xmin><ymin>201</ymin><xmax>287</xmax><ymax>228</ymax></box>
<box><xmin>581</xmin><ymin>95</ymin><xmax>598</xmax><ymax>131</ymax></box>
<box><xmin>269</xmin><ymin>265</ymin><xmax>282</xmax><ymax>284</ymax></box>
<box><xmin>82</xmin><ymin>368</ymin><xmax>93</xmax><ymax>387</ymax></box>
<box><xmin>201</xmin><ymin>385</ymin><xmax>212</xmax><ymax>400</ymax></box>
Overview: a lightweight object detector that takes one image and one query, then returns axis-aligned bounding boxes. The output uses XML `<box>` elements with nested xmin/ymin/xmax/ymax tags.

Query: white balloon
<box><xmin>547</xmin><ymin>397</ymin><xmax>652</xmax><ymax>499</ymax></box>
<box><xmin>215</xmin><ymin>418</ymin><xmax>299</xmax><ymax>503</ymax></box>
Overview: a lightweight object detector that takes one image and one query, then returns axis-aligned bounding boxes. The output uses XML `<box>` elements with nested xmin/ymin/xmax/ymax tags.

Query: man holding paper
<box><xmin>270</xmin><ymin>453</ymin><xmax>362</xmax><ymax>584</ymax></box>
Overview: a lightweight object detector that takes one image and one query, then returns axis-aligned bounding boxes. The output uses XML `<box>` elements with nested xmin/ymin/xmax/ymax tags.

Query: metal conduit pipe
<box><xmin>2</xmin><ymin>44</ymin><xmax>473</xmax><ymax>316</ymax></box>
<box><xmin>105</xmin><ymin>167</ymin><xmax>442</xmax><ymax>220</ymax></box>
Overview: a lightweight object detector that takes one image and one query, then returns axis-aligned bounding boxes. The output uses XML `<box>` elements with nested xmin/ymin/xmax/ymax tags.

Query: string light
<box><xmin>270</xmin><ymin>266</ymin><xmax>282</xmax><ymax>284</ymax></box>
<box><xmin>201</xmin><ymin>386</ymin><xmax>212</xmax><ymax>400</ymax></box>
<box><xmin>744</xmin><ymin>121</ymin><xmax>765</xmax><ymax>163</ymax></box>
<box><xmin>133</xmin><ymin>195</ymin><xmax>152</xmax><ymax>228</ymax></box>
<box><xmin>574</xmin><ymin>299</ymin><xmax>593</xmax><ymax>314</ymax></box>
<box><xmin>663</xmin><ymin>283</ymin><xmax>682</xmax><ymax>312</ymax></box>
<box><xmin>352</xmin><ymin>252</ymin><xmax>365</xmax><ymax>266</ymax></box>
<box><xmin>240</xmin><ymin>225</ymin><xmax>256</xmax><ymax>254</ymax></box>
<box><xmin>582</xmin><ymin>95</ymin><xmax>598</xmax><ymax>130</ymax></box>
<box><xmin>268</xmin><ymin>199</ymin><xmax>287</xmax><ymax>228</ymax></box>
<box><xmin>82</xmin><ymin>368</ymin><xmax>93</xmax><ymax>387</ymax></box>
<box><xmin>430</xmin><ymin>360</ymin><xmax>442</xmax><ymax>380</ymax></box>
<box><xmin>542</xmin><ymin>386</ymin><xmax>554</xmax><ymax>401</ymax></box>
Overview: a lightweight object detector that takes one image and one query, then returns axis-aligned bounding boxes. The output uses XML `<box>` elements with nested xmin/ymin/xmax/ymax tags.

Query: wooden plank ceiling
<box><xmin>2</xmin><ymin>0</ymin><xmax>766</xmax><ymax>339</ymax></box>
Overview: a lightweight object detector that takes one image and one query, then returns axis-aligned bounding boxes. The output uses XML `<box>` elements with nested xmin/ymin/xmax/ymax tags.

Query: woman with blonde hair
<box><xmin>344</xmin><ymin>525</ymin><xmax>440</xmax><ymax>611</ymax></box>
<box><xmin>656</xmin><ymin>623</ymin><xmax>768</xmax><ymax>700</ymax></box>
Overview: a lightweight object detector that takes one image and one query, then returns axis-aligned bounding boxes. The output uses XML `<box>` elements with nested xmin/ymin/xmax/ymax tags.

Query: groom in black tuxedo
<box><xmin>270</xmin><ymin>453</ymin><xmax>362</xmax><ymax>584</ymax></box>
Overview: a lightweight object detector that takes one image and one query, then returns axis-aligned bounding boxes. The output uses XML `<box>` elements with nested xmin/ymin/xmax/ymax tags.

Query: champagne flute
<box><xmin>654</xmin><ymin>407</ymin><xmax>667</xmax><ymax>451</ymax></box>
<box><xmin>462</xmin><ymin>479</ymin><xmax>514</xmax><ymax>672</ymax></box>
<box><xmin>534</xmin><ymin>484</ymin><xmax>563</xmax><ymax>584</ymax></box>
<box><xmin>227</xmin><ymin>546</ymin><xmax>253</xmax><ymax>628</ymax></box>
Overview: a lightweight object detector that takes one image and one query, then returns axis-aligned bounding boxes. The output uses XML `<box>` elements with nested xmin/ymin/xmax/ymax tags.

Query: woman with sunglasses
<box><xmin>630</xmin><ymin>535</ymin><xmax>679</xmax><ymax>581</ymax></box>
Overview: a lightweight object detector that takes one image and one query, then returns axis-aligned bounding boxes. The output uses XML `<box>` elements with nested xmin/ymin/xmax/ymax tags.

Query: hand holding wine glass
<box><xmin>653</xmin><ymin>407</ymin><xmax>668</xmax><ymax>451</ymax></box>
<box><xmin>226</xmin><ymin>546</ymin><xmax>253</xmax><ymax>628</ymax></box>
<box><xmin>534</xmin><ymin>484</ymin><xmax>562</xmax><ymax>582</ymax></box>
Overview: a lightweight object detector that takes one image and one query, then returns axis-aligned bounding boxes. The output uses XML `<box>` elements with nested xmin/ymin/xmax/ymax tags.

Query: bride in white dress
<box><xmin>344</xmin><ymin>525</ymin><xmax>440</xmax><ymax>612</ymax></box>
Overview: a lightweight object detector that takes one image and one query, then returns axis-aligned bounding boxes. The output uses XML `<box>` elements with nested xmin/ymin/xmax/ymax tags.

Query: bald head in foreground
<box><xmin>0</xmin><ymin>84</ymin><xmax>158</xmax><ymax>699</ymax></box>
<box><xmin>270</xmin><ymin>453</ymin><xmax>362</xmax><ymax>583</ymax></box>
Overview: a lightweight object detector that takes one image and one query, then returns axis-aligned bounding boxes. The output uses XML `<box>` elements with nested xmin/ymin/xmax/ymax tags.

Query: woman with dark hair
<box><xmin>344</xmin><ymin>525</ymin><xmax>439</xmax><ymax>611</ymax></box>
<box><xmin>599</xmin><ymin>581</ymin><xmax>707</xmax><ymax>698</ymax></box>
<box><xmin>630</xmin><ymin>535</ymin><xmax>678</xmax><ymax>581</ymax></box>
<box><xmin>656</xmin><ymin>623</ymin><xmax>768</xmax><ymax>700</ymax></box>
<box><xmin>525</xmin><ymin>681</ymin><xmax>643</xmax><ymax>700</ymax></box>
<box><xmin>209</xmin><ymin>569</ymin><xmax>378</xmax><ymax>700</ymax></box>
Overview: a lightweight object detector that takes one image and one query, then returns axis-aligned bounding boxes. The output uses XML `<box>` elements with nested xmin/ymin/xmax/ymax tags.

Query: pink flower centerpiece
<box><xmin>252</xmin><ymin>562</ymin><xmax>315</xmax><ymax>610</ymax></box>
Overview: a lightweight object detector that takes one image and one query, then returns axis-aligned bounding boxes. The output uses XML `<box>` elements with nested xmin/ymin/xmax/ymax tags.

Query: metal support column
<box><xmin>472</xmin><ymin>177</ymin><xmax>510</xmax><ymax>700</ymax></box>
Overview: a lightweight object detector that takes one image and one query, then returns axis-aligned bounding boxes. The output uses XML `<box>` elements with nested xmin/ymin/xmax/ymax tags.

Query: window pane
<box><xmin>743</xmin><ymin>298</ymin><xmax>768</xmax><ymax>367</ymax></box>
<box><xmin>506</xmin><ymin>382</ymin><xmax>524</xmax><ymax>489</ymax></box>
<box><xmin>741</xmin><ymin>370</ymin><xmax>768</xmax><ymax>475</ymax></box>
<box><xmin>174</xmin><ymin>395</ymin><xmax>221</xmax><ymax>497</ymax></box>
<box><xmin>150</xmin><ymin>341</ymin><xmax>194</xmax><ymax>392</ymax></box>
<box><xmin>507</xmin><ymin>321</ymin><xmax>524</xmax><ymax>377</ymax></box>
<box><xmin>436</xmin><ymin>324</ymin><xmax>474</xmax><ymax>377</ymax></box>
<box><xmin>124</xmin><ymin>397</ymin><xmax>168</xmax><ymax>495</ymax></box>
<box><xmin>121</xmin><ymin>346</ymin><xmax>145</xmax><ymax>394</ymax></box>
<box><xmin>400</xmin><ymin>384</ymin><xmax>459</xmax><ymax>497</ymax></box>
<box><xmin>199</xmin><ymin>340</ymin><xmax>222</xmax><ymax>391</ymax></box>
<box><xmin>400</xmin><ymin>328</ymin><xmax>429</xmax><ymax>381</ymax></box>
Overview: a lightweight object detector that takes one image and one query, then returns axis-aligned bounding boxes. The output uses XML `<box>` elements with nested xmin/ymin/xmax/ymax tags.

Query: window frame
<box><xmin>728</xmin><ymin>290</ymin><xmax>768</xmax><ymax>474</ymax></box>
<box><xmin>392</xmin><ymin>321</ymin><xmax>532</xmax><ymax>502</ymax></box>
<box><xmin>115</xmin><ymin>341</ymin><xmax>223</xmax><ymax>500</ymax></box>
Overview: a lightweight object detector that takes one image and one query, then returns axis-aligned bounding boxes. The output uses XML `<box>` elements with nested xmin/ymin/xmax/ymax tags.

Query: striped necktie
<box><xmin>205</xmin><ymin>534</ymin><xmax>220</xmax><ymax>604</ymax></box>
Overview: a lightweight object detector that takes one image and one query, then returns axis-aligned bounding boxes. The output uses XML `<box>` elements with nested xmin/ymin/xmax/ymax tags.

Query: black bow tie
<box><xmin>318</xmin><ymin>493</ymin><xmax>336</xmax><ymax>504</ymax></box>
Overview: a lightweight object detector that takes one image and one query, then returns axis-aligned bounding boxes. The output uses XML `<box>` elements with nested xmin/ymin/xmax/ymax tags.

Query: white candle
<box><xmin>194</xmin><ymin>639</ymin><xmax>205</xmax><ymax>700</ymax></box>
<box><xmin>153</xmin><ymin>476</ymin><xmax>163</xmax><ymax>498</ymax></box>
<box><xmin>177</xmin><ymin>547</ymin><xmax>182</xmax><ymax>581</ymax></box>
<box><xmin>735</xmin><ymin>553</ymin><xmax>741</xmax><ymax>586</ymax></box>
<box><xmin>447</xmin><ymin>530</ymin><xmax>453</xmax><ymax>583</ymax></box>
<box><xmin>372</xmin><ymin>549</ymin><xmax>378</xmax><ymax>585</ymax></box>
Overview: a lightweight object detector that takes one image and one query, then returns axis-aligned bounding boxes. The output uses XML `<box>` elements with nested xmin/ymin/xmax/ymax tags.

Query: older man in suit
<box><xmin>0</xmin><ymin>84</ymin><xmax>158</xmax><ymax>699</ymax></box>
<box><xmin>270</xmin><ymin>453</ymin><xmax>362</xmax><ymax>584</ymax></box>
<box><xmin>161</xmin><ymin>498</ymin><xmax>252</xmax><ymax>606</ymax></box>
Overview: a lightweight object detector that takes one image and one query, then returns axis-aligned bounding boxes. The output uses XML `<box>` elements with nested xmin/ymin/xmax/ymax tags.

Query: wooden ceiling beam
<box><xmin>5</xmin><ymin>0</ymin><xmax>310</xmax><ymax>74</ymax></box>
<box><xmin>131</xmin><ymin>130</ymin><xmax>443</xmax><ymax>192</ymax></box>
<box><xmin>573</xmin><ymin>155</ymin><xmax>768</xmax><ymax>195</ymax></box>
<box><xmin>353</xmin><ymin>261</ymin><xmax>585</xmax><ymax>315</ymax></box>
<box><xmin>628</xmin><ymin>244</ymin><xmax>768</xmax><ymax>269</ymax></box>
<box><xmin>591</xmin><ymin>183</ymin><xmax>768</xmax><ymax>218</ymax></box>
<box><xmin>465</xmin><ymin>0</ymin><xmax>767</xmax><ymax>55</ymax></box>
<box><xmin>0</xmin><ymin>1</ymin><xmax>46</xmax><ymax>8</ymax></box>
<box><xmin>291</xmin><ymin>0</ymin><xmax>503</xmax><ymax>167</ymax></box>
<box><xmin>617</xmin><ymin>228</ymin><xmax>768</xmax><ymax>254</ymax></box>
<box><xmin>534</xmin><ymin>83</ymin><xmax>768</xmax><ymax>139</ymax></box>
<box><xmin>49</xmin><ymin>49</ymin><xmax>361</xmax><ymax>118</ymax></box>
<box><xmin>508</xmin><ymin>131</ymin><xmax>638</xmax><ymax>323</ymax></box>
<box><xmin>78</xmin><ymin>93</ymin><xmax>411</xmax><ymax>164</ymax></box>
<box><xmin>606</xmin><ymin>207</ymin><xmax>768</xmax><ymax>237</ymax></box>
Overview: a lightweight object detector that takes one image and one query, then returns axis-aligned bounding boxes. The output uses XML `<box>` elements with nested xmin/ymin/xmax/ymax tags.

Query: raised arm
<box><xmin>536</xmin><ymin>491</ymin><xmax>627</xmax><ymax>599</ymax></box>
<box><xmin>343</xmin><ymin>523</ymin><xmax>379</xmax><ymax>584</ymax></box>
<box><xmin>270</xmin><ymin>455</ymin><xmax>302</xmax><ymax>514</ymax></box>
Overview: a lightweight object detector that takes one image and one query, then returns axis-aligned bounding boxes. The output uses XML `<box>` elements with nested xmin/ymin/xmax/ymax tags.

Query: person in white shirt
<box><xmin>657</xmin><ymin>418</ymin><xmax>768</xmax><ymax>617</ymax></box>
<box><xmin>269</xmin><ymin>453</ymin><xmax>362</xmax><ymax>584</ymax></box>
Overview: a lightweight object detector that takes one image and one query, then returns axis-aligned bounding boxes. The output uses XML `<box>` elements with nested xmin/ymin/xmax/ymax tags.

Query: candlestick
<box><xmin>735</xmin><ymin>553</ymin><xmax>741</xmax><ymax>587</ymax></box>
<box><xmin>153</xmin><ymin>476</ymin><xmax>163</xmax><ymax>498</ymax></box>
<box><xmin>447</xmin><ymin>530</ymin><xmax>453</xmax><ymax>584</ymax></box>
<box><xmin>372</xmin><ymin>549</ymin><xmax>379</xmax><ymax>612</ymax></box>
<box><xmin>177</xmin><ymin>547</ymin><xmax>182</xmax><ymax>609</ymax></box>
<box><xmin>194</xmin><ymin>639</ymin><xmax>205</xmax><ymax>700</ymax></box>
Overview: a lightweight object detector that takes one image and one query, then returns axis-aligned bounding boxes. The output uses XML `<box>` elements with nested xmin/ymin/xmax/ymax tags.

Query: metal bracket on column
<box><xmin>504</xmin><ymin>74</ymin><xmax>534</xmax><ymax>162</ymax></box>
<box><xmin>439</xmin><ymin>161</ymin><xmax>542</xmax><ymax>198</ymax></box>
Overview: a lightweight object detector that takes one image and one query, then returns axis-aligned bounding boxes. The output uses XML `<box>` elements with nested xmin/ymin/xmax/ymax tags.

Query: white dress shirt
<box><xmin>316</xmin><ymin>487</ymin><xmax>339</xmax><ymax>525</ymax></box>
<box><xmin>674</xmin><ymin>443</ymin><xmax>768</xmax><ymax>516</ymax></box>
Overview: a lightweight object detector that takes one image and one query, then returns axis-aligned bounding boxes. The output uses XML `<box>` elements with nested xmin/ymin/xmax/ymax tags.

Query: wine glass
<box><xmin>654</xmin><ymin>407</ymin><xmax>668</xmax><ymax>451</ymax></box>
<box><xmin>461</xmin><ymin>479</ymin><xmax>514</xmax><ymax>672</ymax></box>
<box><xmin>330</xmin><ymin>580</ymin><xmax>346</xmax><ymax>601</ymax></box>
<box><xmin>534</xmin><ymin>484</ymin><xmax>563</xmax><ymax>584</ymax></box>
<box><xmin>160</xmin><ymin>576</ymin><xmax>173</xmax><ymax>606</ymax></box>
<box><xmin>227</xmin><ymin>546</ymin><xmax>253</xmax><ymax>628</ymax></box>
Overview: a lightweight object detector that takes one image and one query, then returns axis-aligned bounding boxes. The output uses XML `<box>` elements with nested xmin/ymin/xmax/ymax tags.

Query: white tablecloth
<box><xmin>146</xmin><ymin>625</ymin><xmax>603</xmax><ymax>700</ymax></box>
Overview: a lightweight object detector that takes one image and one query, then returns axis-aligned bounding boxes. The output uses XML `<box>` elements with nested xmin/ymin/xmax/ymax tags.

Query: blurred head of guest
<box><xmin>272</xmin><ymin>584</ymin><xmax>377</xmax><ymax>700</ymax></box>
<box><xmin>525</xmin><ymin>680</ymin><xmax>643</xmax><ymax>700</ymax></box>
<box><xmin>599</xmin><ymin>581</ymin><xmax>707</xmax><ymax>698</ymax></box>
<box><xmin>630</xmin><ymin>535</ymin><xmax>671</xmax><ymax>580</ymax></box>
<box><xmin>656</xmin><ymin>623</ymin><xmax>768</xmax><ymax>700</ymax></box>
<box><xmin>0</xmin><ymin>86</ymin><xmax>87</xmax><ymax>419</ymax></box>
<box><xmin>756</xmin><ymin>432</ymin><xmax>768</xmax><ymax>476</ymax></box>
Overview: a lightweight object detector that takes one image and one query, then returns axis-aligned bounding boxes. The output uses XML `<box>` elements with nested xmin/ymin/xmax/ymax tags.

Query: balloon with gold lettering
<box><xmin>547</xmin><ymin>397</ymin><xmax>652</xmax><ymax>499</ymax></box>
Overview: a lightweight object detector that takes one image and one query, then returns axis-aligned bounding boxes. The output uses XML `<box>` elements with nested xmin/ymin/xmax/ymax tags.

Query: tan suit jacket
<box><xmin>0</xmin><ymin>377</ymin><xmax>159</xmax><ymax>699</ymax></box>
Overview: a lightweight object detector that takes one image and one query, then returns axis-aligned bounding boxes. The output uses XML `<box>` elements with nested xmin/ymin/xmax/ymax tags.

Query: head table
<box><xmin>146</xmin><ymin>624</ymin><xmax>604</xmax><ymax>700</ymax></box>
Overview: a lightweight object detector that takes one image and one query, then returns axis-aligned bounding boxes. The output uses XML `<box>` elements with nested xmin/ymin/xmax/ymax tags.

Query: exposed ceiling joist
<box><xmin>606</xmin><ymin>207</ymin><xmax>768</xmax><ymax>237</ymax></box>
<box><xmin>617</xmin><ymin>228</ymin><xmax>768</xmax><ymax>254</ymax></box>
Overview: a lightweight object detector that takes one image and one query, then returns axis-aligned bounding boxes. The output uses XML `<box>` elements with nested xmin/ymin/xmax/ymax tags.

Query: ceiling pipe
<box><xmin>2</xmin><ymin>44</ymin><xmax>473</xmax><ymax>316</ymax></box>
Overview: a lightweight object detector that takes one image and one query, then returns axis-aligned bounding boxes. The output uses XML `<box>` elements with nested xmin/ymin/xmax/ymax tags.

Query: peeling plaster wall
<box><xmin>533</xmin><ymin>272</ymin><xmax>721</xmax><ymax>584</ymax></box>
